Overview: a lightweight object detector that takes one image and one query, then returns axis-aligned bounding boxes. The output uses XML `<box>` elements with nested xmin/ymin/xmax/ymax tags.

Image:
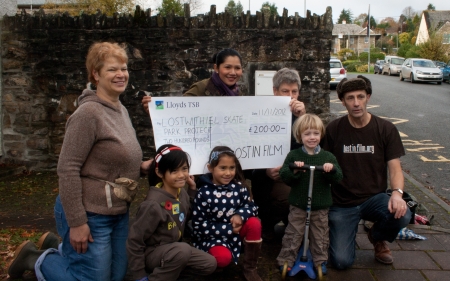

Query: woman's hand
<box><xmin>323</xmin><ymin>163</ymin><xmax>334</xmax><ymax>173</ymax></box>
<box><xmin>230</xmin><ymin>214</ymin><xmax>243</xmax><ymax>234</ymax></box>
<box><xmin>142</xmin><ymin>96</ymin><xmax>151</xmax><ymax>114</ymax></box>
<box><xmin>140</xmin><ymin>159</ymin><xmax>153</xmax><ymax>176</ymax></box>
<box><xmin>70</xmin><ymin>223</ymin><xmax>94</xmax><ymax>254</ymax></box>
<box><xmin>186</xmin><ymin>175</ymin><xmax>196</xmax><ymax>190</ymax></box>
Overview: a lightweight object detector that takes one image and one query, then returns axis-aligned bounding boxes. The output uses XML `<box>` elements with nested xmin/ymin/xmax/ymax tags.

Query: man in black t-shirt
<box><xmin>323</xmin><ymin>75</ymin><xmax>411</xmax><ymax>269</ymax></box>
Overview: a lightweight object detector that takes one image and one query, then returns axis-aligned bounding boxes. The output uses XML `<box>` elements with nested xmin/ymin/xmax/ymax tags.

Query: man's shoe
<box><xmin>368</xmin><ymin>229</ymin><xmax>393</xmax><ymax>264</ymax></box>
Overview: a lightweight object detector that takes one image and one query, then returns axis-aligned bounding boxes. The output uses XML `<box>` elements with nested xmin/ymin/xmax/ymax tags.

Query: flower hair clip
<box><xmin>209</xmin><ymin>150</ymin><xmax>234</xmax><ymax>163</ymax></box>
<box><xmin>155</xmin><ymin>146</ymin><xmax>182</xmax><ymax>167</ymax></box>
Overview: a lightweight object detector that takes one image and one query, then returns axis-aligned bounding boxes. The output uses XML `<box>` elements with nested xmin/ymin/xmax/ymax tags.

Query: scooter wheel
<box><xmin>281</xmin><ymin>261</ymin><xmax>288</xmax><ymax>280</ymax></box>
<box><xmin>317</xmin><ymin>265</ymin><xmax>323</xmax><ymax>280</ymax></box>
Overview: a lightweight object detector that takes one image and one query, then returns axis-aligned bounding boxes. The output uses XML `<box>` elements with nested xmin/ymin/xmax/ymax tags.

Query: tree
<box><xmin>353</xmin><ymin>13</ymin><xmax>367</xmax><ymax>26</ymax></box>
<box><xmin>225</xmin><ymin>0</ymin><xmax>243</xmax><ymax>16</ymax></box>
<box><xmin>363</xmin><ymin>15</ymin><xmax>377</xmax><ymax>28</ymax></box>
<box><xmin>427</xmin><ymin>3</ymin><xmax>436</xmax><ymax>10</ymax></box>
<box><xmin>185</xmin><ymin>0</ymin><xmax>204</xmax><ymax>15</ymax></box>
<box><xmin>337</xmin><ymin>9</ymin><xmax>352</xmax><ymax>24</ymax></box>
<box><xmin>399</xmin><ymin>32</ymin><xmax>410</xmax><ymax>44</ymax></box>
<box><xmin>402</xmin><ymin>6</ymin><xmax>416</xmax><ymax>19</ymax></box>
<box><xmin>157</xmin><ymin>0</ymin><xmax>183</xmax><ymax>16</ymax></box>
<box><xmin>379</xmin><ymin>17</ymin><xmax>398</xmax><ymax>34</ymax></box>
<box><xmin>42</xmin><ymin>0</ymin><xmax>136</xmax><ymax>16</ymax></box>
<box><xmin>417</xmin><ymin>33</ymin><xmax>449</xmax><ymax>61</ymax></box>
<box><xmin>261</xmin><ymin>2</ymin><xmax>278</xmax><ymax>16</ymax></box>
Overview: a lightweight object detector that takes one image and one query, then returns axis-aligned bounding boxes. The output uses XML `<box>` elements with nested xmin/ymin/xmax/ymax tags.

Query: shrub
<box><xmin>356</xmin><ymin>64</ymin><xmax>368</xmax><ymax>72</ymax></box>
<box><xmin>345</xmin><ymin>62</ymin><xmax>363</xmax><ymax>72</ymax></box>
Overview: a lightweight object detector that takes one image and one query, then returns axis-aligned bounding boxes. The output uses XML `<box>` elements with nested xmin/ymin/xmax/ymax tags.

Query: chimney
<box><xmin>343</xmin><ymin>20</ymin><xmax>346</xmax><ymax>24</ymax></box>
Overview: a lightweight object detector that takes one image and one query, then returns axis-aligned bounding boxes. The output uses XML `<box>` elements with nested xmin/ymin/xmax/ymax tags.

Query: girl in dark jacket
<box><xmin>127</xmin><ymin>144</ymin><xmax>217</xmax><ymax>281</ymax></box>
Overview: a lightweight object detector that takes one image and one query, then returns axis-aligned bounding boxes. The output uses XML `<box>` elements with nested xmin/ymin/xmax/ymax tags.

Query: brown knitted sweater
<box><xmin>57</xmin><ymin>89</ymin><xmax>143</xmax><ymax>227</ymax></box>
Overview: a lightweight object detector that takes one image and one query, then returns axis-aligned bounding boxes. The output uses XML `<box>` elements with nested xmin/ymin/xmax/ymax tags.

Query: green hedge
<box><xmin>358</xmin><ymin>52</ymin><xmax>385</xmax><ymax>63</ymax></box>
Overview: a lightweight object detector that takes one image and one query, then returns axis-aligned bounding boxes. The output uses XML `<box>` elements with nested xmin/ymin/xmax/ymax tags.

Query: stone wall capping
<box><xmin>4</xmin><ymin>5</ymin><xmax>334</xmax><ymax>30</ymax></box>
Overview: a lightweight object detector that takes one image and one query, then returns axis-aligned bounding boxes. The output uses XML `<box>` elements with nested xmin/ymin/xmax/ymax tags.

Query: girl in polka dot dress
<box><xmin>192</xmin><ymin>146</ymin><xmax>263</xmax><ymax>281</ymax></box>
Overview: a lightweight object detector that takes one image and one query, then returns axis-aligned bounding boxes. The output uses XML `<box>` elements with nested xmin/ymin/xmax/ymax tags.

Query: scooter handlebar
<box><xmin>288</xmin><ymin>163</ymin><xmax>336</xmax><ymax>173</ymax></box>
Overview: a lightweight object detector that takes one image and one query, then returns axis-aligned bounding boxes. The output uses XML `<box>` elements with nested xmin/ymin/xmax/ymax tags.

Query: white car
<box><xmin>399</xmin><ymin>58</ymin><xmax>443</xmax><ymax>85</ymax></box>
<box><xmin>330</xmin><ymin>58</ymin><xmax>346</xmax><ymax>87</ymax></box>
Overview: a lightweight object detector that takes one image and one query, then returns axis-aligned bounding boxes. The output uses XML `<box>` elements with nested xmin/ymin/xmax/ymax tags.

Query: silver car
<box><xmin>382</xmin><ymin>56</ymin><xmax>405</xmax><ymax>76</ymax></box>
<box><xmin>330</xmin><ymin>58</ymin><xmax>346</xmax><ymax>87</ymax></box>
<box><xmin>399</xmin><ymin>58</ymin><xmax>443</xmax><ymax>85</ymax></box>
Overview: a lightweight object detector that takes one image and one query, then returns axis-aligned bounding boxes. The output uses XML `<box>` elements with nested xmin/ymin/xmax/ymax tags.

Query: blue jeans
<box><xmin>38</xmin><ymin>195</ymin><xmax>129</xmax><ymax>281</ymax></box>
<box><xmin>328</xmin><ymin>193</ymin><xmax>411</xmax><ymax>270</ymax></box>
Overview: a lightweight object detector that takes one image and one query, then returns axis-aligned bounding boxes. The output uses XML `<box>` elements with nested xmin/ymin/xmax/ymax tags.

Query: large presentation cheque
<box><xmin>149</xmin><ymin>96</ymin><xmax>292</xmax><ymax>175</ymax></box>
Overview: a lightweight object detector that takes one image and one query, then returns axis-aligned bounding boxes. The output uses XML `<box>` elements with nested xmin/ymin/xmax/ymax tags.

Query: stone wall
<box><xmin>0</xmin><ymin>5</ymin><xmax>333</xmax><ymax>170</ymax></box>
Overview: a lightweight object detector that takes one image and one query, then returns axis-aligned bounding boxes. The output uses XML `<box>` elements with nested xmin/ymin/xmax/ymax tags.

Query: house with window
<box><xmin>416</xmin><ymin>10</ymin><xmax>450</xmax><ymax>45</ymax></box>
<box><xmin>332</xmin><ymin>22</ymin><xmax>381</xmax><ymax>56</ymax></box>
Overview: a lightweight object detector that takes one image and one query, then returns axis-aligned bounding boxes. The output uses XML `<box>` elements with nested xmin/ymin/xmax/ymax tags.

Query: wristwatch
<box><xmin>392</xmin><ymin>188</ymin><xmax>404</xmax><ymax>195</ymax></box>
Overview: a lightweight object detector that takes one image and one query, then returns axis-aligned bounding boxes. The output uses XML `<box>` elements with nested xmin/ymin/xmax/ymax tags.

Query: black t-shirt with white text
<box><xmin>323</xmin><ymin>114</ymin><xmax>405</xmax><ymax>207</ymax></box>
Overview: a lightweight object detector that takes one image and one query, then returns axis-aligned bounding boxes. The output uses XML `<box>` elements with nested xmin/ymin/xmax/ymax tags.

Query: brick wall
<box><xmin>1</xmin><ymin>5</ymin><xmax>333</xmax><ymax>169</ymax></box>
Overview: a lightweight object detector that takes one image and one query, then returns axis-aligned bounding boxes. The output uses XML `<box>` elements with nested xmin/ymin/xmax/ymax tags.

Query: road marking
<box><xmin>403</xmin><ymin>140</ymin><xmax>440</xmax><ymax>146</ymax></box>
<box><xmin>399</xmin><ymin>131</ymin><xmax>408</xmax><ymax>137</ymax></box>
<box><xmin>407</xmin><ymin>147</ymin><xmax>444</xmax><ymax>152</ymax></box>
<box><xmin>378</xmin><ymin>116</ymin><xmax>409</xmax><ymax>125</ymax></box>
<box><xmin>419</xmin><ymin>155</ymin><xmax>450</xmax><ymax>162</ymax></box>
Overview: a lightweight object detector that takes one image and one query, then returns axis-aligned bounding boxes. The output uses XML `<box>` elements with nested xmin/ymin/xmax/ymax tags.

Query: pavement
<box><xmin>3</xmin><ymin>169</ymin><xmax>450</xmax><ymax>281</ymax></box>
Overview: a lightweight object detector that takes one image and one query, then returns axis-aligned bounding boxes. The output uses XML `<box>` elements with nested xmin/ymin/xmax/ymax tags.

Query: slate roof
<box><xmin>332</xmin><ymin>24</ymin><xmax>380</xmax><ymax>36</ymax></box>
<box><xmin>17</xmin><ymin>0</ymin><xmax>46</xmax><ymax>5</ymax></box>
<box><xmin>423</xmin><ymin>10</ymin><xmax>450</xmax><ymax>30</ymax></box>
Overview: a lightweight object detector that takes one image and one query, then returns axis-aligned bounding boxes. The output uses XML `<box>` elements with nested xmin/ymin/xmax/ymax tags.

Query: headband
<box><xmin>210</xmin><ymin>150</ymin><xmax>234</xmax><ymax>163</ymax></box>
<box><xmin>155</xmin><ymin>146</ymin><xmax>182</xmax><ymax>167</ymax></box>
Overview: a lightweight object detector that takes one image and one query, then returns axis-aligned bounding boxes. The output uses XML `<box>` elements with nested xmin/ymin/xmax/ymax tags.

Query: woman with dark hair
<box><xmin>127</xmin><ymin>144</ymin><xmax>217</xmax><ymax>281</ymax></box>
<box><xmin>141</xmin><ymin>48</ymin><xmax>244</xmax><ymax>112</ymax></box>
<box><xmin>8</xmin><ymin>42</ymin><xmax>152</xmax><ymax>281</ymax></box>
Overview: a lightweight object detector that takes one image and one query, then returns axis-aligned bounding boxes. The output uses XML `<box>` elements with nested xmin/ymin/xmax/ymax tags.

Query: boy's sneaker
<box><xmin>279</xmin><ymin>265</ymin><xmax>292</xmax><ymax>274</ymax></box>
<box><xmin>316</xmin><ymin>262</ymin><xmax>327</xmax><ymax>275</ymax></box>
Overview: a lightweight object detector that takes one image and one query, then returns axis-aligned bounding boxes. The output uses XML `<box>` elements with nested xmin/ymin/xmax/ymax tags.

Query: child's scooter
<box><xmin>281</xmin><ymin>164</ymin><xmax>336</xmax><ymax>281</ymax></box>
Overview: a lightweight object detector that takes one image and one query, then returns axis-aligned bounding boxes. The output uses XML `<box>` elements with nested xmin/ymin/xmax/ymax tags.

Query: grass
<box><xmin>0</xmin><ymin>228</ymin><xmax>44</xmax><ymax>279</ymax></box>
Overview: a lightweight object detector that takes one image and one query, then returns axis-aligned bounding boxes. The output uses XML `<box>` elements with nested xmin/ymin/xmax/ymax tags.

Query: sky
<box><xmin>142</xmin><ymin>1</ymin><xmax>450</xmax><ymax>23</ymax></box>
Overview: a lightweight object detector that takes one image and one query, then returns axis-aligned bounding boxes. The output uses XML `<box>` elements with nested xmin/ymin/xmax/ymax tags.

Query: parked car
<box><xmin>382</xmin><ymin>56</ymin><xmax>405</xmax><ymax>76</ymax></box>
<box><xmin>329</xmin><ymin>58</ymin><xmax>346</xmax><ymax>88</ymax></box>
<box><xmin>399</xmin><ymin>58</ymin><xmax>443</xmax><ymax>85</ymax></box>
<box><xmin>442</xmin><ymin>61</ymin><xmax>450</xmax><ymax>83</ymax></box>
<box><xmin>433</xmin><ymin>61</ymin><xmax>447</xmax><ymax>69</ymax></box>
<box><xmin>374</xmin><ymin>60</ymin><xmax>385</xmax><ymax>74</ymax></box>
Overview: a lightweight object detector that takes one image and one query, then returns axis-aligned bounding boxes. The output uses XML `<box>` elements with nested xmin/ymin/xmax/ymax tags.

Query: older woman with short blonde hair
<box><xmin>8</xmin><ymin>42</ymin><xmax>151</xmax><ymax>281</ymax></box>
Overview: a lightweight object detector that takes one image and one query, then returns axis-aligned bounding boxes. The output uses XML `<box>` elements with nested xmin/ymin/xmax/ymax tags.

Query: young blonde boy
<box><xmin>276</xmin><ymin>114</ymin><xmax>343</xmax><ymax>274</ymax></box>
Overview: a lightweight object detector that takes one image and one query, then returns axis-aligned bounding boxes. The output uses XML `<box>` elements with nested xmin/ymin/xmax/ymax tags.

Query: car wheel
<box><xmin>388</xmin><ymin>69</ymin><xmax>392</xmax><ymax>76</ymax></box>
<box><xmin>410</xmin><ymin>73</ymin><xmax>415</xmax><ymax>83</ymax></box>
<box><xmin>399</xmin><ymin>72</ymin><xmax>404</xmax><ymax>81</ymax></box>
<box><xmin>438</xmin><ymin>81</ymin><xmax>442</xmax><ymax>85</ymax></box>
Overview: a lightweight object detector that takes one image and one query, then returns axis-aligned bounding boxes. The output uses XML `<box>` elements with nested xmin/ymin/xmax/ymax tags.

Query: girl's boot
<box><xmin>243</xmin><ymin>239</ymin><xmax>263</xmax><ymax>281</ymax></box>
<box><xmin>8</xmin><ymin>241</ymin><xmax>44</xmax><ymax>279</ymax></box>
